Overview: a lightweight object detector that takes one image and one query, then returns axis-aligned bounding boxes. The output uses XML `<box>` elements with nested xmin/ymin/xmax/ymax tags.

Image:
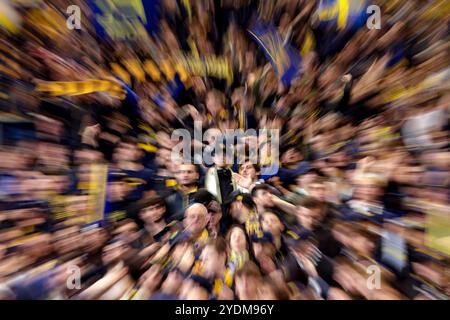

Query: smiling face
<box><xmin>239</xmin><ymin>161</ymin><xmax>258</xmax><ymax>181</ymax></box>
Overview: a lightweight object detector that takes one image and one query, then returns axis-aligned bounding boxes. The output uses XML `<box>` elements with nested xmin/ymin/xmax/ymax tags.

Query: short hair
<box><xmin>308</xmin><ymin>176</ymin><xmax>328</xmax><ymax>186</ymax></box>
<box><xmin>139</xmin><ymin>196</ymin><xmax>165</xmax><ymax>210</ymax></box>
<box><xmin>239</xmin><ymin>162</ymin><xmax>260</xmax><ymax>174</ymax></box>
<box><xmin>251</xmin><ymin>183</ymin><xmax>272</xmax><ymax>197</ymax></box>
<box><xmin>298</xmin><ymin>197</ymin><xmax>325</xmax><ymax>210</ymax></box>
<box><xmin>235</xmin><ymin>261</ymin><xmax>261</xmax><ymax>279</ymax></box>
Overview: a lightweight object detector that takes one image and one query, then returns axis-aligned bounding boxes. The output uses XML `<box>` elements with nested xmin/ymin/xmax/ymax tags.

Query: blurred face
<box><xmin>140</xmin><ymin>203</ymin><xmax>166</xmax><ymax>223</ymax></box>
<box><xmin>253</xmin><ymin>189</ymin><xmax>274</xmax><ymax>208</ymax></box>
<box><xmin>108</xmin><ymin>181</ymin><xmax>131</xmax><ymax>201</ymax></box>
<box><xmin>176</xmin><ymin>164</ymin><xmax>199</xmax><ymax>186</ymax></box>
<box><xmin>235</xmin><ymin>274</ymin><xmax>259</xmax><ymax>300</ymax></box>
<box><xmin>161</xmin><ymin>271</ymin><xmax>183</xmax><ymax>294</ymax></box>
<box><xmin>307</xmin><ymin>182</ymin><xmax>326</xmax><ymax>202</ymax></box>
<box><xmin>229</xmin><ymin>227</ymin><xmax>247</xmax><ymax>252</ymax></box>
<box><xmin>114</xmin><ymin>142</ymin><xmax>142</xmax><ymax>162</ymax></box>
<box><xmin>239</xmin><ymin>162</ymin><xmax>258</xmax><ymax>180</ymax></box>
<box><xmin>355</xmin><ymin>183</ymin><xmax>382</xmax><ymax>202</ymax></box>
<box><xmin>230</xmin><ymin>201</ymin><xmax>249</xmax><ymax>224</ymax></box>
<box><xmin>184</xmin><ymin>204</ymin><xmax>208</xmax><ymax>235</ymax></box>
<box><xmin>102</xmin><ymin>240</ymin><xmax>128</xmax><ymax>265</ymax></box>
<box><xmin>201</xmin><ymin>245</ymin><xmax>226</xmax><ymax>277</ymax></box>
<box><xmin>297</xmin><ymin>207</ymin><xmax>324</xmax><ymax>229</ymax></box>
<box><xmin>261</xmin><ymin>213</ymin><xmax>284</xmax><ymax>236</ymax></box>
<box><xmin>206</xmin><ymin>91</ymin><xmax>223</xmax><ymax>115</ymax></box>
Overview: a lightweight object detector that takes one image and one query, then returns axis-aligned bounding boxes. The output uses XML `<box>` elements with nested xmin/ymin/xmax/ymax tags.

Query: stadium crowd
<box><xmin>0</xmin><ymin>0</ymin><xmax>449</xmax><ymax>300</ymax></box>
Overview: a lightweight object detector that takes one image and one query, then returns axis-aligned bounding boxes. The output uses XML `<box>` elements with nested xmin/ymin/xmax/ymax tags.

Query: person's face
<box><xmin>296</xmin><ymin>172</ymin><xmax>318</xmax><ymax>188</ymax></box>
<box><xmin>355</xmin><ymin>183</ymin><xmax>382</xmax><ymax>202</ymax></box>
<box><xmin>102</xmin><ymin>240</ymin><xmax>128</xmax><ymax>265</ymax></box>
<box><xmin>254</xmin><ymin>189</ymin><xmax>274</xmax><ymax>208</ymax></box>
<box><xmin>184</xmin><ymin>205</ymin><xmax>208</xmax><ymax>235</ymax></box>
<box><xmin>307</xmin><ymin>183</ymin><xmax>326</xmax><ymax>202</ymax></box>
<box><xmin>161</xmin><ymin>271</ymin><xmax>183</xmax><ymax>294</ymax></box>
<box><xmin>108</xmin><ymin>181</ymin><xmax>130</xmax><ymax>201</ymax></box>
<box><xmin>299</xmin><ymin>207</ymin><xmax>324</xmax><ymax>229</ymax></box>
<box><xmin>82</xmin><ymin>228</ymin><xmax>107</xmax><ymax>252</ymax></box>
<box><xmin>206</xmin><ymin>92</ymin><xmax>222</xmax><ymax>115</ymax></box>
<box><xmin>176</xmin><ymin>164</ymin><xmax>199</xmax><ymax>186</ymax></box>
<box><xmin>235</xmin><ymin>275</ymin><xmax>259</xmax><ymax>300</ymax></box>
<box><xmin>229</xmin><ymin>227</ymin><xmax>247</xmax><ymax>252</ymax></box>
<box><xmin>140</xmin><ymin>203</ymin><xmax>166</xmax><ymax>223</ymax></box>
<box><xmin>239</xmin><ymin>162</ymin><xmax>258</xmax><ymax>180</ymax></box>
<box><xmin>230</xmin><ymin>201</ymin><xmax>248</xmax><ymax>224</ymax></box>
<box><xmin>350</xmin><ymin>234</ymin><xmax>375</xmax><ymax>255</ymax></box>
<box><xmin>201</xmin><ymin>245</ymin><xmax>226</xmax><ymax>276</ymax></box>
<box><xmin>261</xmin><ymin>213</ymin><xmax>284</xmax><ymax>236</ymax></box>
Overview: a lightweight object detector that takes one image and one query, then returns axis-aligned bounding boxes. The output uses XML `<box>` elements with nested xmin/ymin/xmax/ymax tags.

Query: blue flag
<box><xmin>248</xmin><ymin>21</ymin><xmax>302</xmax><ymax>87</ymax></box>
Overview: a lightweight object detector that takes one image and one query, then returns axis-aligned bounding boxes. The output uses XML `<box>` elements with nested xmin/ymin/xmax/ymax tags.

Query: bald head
<box><xmin>184</xmin><ymin>203</ymin><xmax>209</xmax><ymax>235</ymax></box>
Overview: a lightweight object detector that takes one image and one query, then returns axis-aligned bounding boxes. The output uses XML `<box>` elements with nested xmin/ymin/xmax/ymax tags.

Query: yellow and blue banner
<box><xmin>316</xmin><ymin>0</ymin><xmax>368</xmax><ymax>31</ymax></box>
<box><xmin>248</xmin><ymin>21</ymin><xmax>302</xmax><ymax>87</ymax></box>
<box><xmin>89</xmin><ymin>0</ymin><xmax>161</xmax><ymax>40</ymax></box>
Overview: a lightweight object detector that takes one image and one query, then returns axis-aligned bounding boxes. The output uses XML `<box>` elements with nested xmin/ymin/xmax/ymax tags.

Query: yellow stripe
<box><xmin>111</xmin><ymin>63</ymin><xmax>131</xmax><ymax>85</ymax></box>
<box><xmin>337</xmin><ymin>0</ymin><xmax>350</xmax><ymax>30</ymax></box>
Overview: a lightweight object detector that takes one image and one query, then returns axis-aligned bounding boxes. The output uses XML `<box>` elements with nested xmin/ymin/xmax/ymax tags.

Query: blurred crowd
<box><xmin>0</xmin><ymin>0</ymin><xmax>449</xmax><ymax>300</ymax></box>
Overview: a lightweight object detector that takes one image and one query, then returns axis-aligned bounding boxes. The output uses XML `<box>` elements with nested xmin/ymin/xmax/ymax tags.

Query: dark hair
<box><xmin>251</xmin><ymin>183</ymin><xmax>272</xmax><ymax>197</ymax></box>
<box><xmin>298</xmin><ymin>197</ymin><xmax>325</xmax><ymax>210</ymax></box>
<box><xmin>139</xmin><ymin>196</ymin><xmax>166</xmax><ymax>210</ymax></box>
<box><xmin>239</xmin><ymin>162</ymin><xmax>260</xmax><ymax>174</ymax></box>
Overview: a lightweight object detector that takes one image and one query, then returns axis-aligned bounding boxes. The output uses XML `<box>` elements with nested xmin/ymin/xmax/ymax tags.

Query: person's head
<box><xmin>139</xmin><ymin>196</ymin><xmax>166</xmax><ymax>224</ymax></box>
<box><xmin>239</xmin><ymin>161</ymin><xmax>260</xmax><ymax>181</ymax></box>
<box><xmin>296</xmin><ymin>197</ymin><xmax>327</xmax><ymax>230</ymax></box>
<box><xmin>348</xmin><ymin>227</ymin><xmax>378</xmax><ymax>256</ymax></box>
<box><xmin>113</xmin><ymin>138</ymin><xmax>143</xmax><ymax>163</ymax></box>
<box><xmin>102</xmin><ymin>237</ymin><xmax>130</xmax><ymax>266</ymax></box>
<box><xmin>160</xmin><ymin>270</ymin><xmax>184</xmax><ymax>295</ymax></box>
<box><xmin>226</xmin><ymin>225</ymin><xmax>248</xmax><ymax>252</ymax></box>
<box><xmin>175</xmin><ymin>163</ymin><xmax>199</xmax><ymax>187</ymax></box>
<box><xmin>114</xmin><ymin>219</ymin><xmax>140</xmax><ymax>244</ymax></box>
<box><xmin>296</xmin><ymin>169</ymin><xmax>319</xmax><ymax>189</ymax></box>
<box><xmin>260</xmin><ymin>212</ymin><xmax>285</xmax><ymax>237</ymax></box>
<box><xmin>205</xmin><ymin>89</ymin><xmax>225</xmax><ymax>116</ymax></box>
<box><xmin>228</xmin><ymin>193</ymin><xmax>255</xmax><ymax>224</ymax></box>
<box><xmin>353</xmin><ymin>174</ymin><xmax>386</xmax><ymax>203</ymax></box>
<box><xmin>234</xmin><ymin>261</ymin><xmax>262</xmax><ymax>300</ymax></box>
<box><xmin>281</xmin><ymin>146</ymin><xmax>303</xmax><ymax>166</ymax></box>
<box><xmin>183</xmin><ymin>203</ymin><xmax>209</xmax><ymax>236</ymax></box>
<box><xmin>251</xmin><ymin>184</ymin><xmax>275</xmax><ymax>209</ymax></box>
<box><xmin>305</xmin><ymin>176</ymin><xmax>327</xmax><ymax>202</ymax></box>
<box><xmin>206</xmin><ymin>200</ymin><xmax>222</xmax><ymax>230</ymax></box>
<box><xmin>257</xmin><ymin>278</ymin><xmax>290</xmax><ymax>300</ymax></box>
<box><xmin>200</xmin><ymin>237</ymin><xmax>228</xmax><ymax>278</ymax></box>
<box><xmin>108</xmin><ymin>180</ymin><xmax>131</xmax><ymax>202</ymax></box>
